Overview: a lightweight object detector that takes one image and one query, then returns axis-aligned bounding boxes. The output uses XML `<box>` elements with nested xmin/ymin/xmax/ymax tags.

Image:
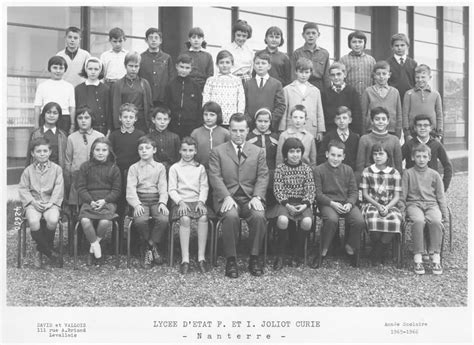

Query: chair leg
<box><xmin>169</xmin><ymin>222</ymin><xmax>175</xmax><ymax>267</ymax></box>
<box><xmin>208</xmin><ymin>220</ymin><xmax>215</xmax><ymax>270</ymax></box>
<box><xmin>17</xmin><ymin>221</ymin><xmax>24</xmax><ymax>268</ymax></box>
<box><xmin>22</xmin><ymin>222</ymin><xmax>27</xmax><ymax>257</ymax></box>
<box><xmin>126</xmin><ymin>218</ymin><xmax>131</xmax><ymax>268</ymax></box>
<box><xmin>448</xmin><ymin>207</ymin><xmax>453</xmax><ymax>252</ymax></box>
<box><xmin>58</xmin><ymin>221</ymin><xmax>64</xmax><ymax>268</ymax></box>
<box><xmin>114</xmin><ymin>221</ymin><xmax>120</xmax><ymax>268</ymax></box>
<box><xmin>214</xmin><ymin>220</ymin><xmax>222</xmax><ymax>267</ymax></box>
<box><xmin>74</xmin><ymin>222</ymin><xmax>79</xmax><ymax>270</ymax></box>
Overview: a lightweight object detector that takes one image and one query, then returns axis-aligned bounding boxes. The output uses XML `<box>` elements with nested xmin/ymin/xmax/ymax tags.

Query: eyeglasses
<box><xmin>416</xmin><ymin>124</ymin><xmax>431</xmax><ymax>128</ymax></box>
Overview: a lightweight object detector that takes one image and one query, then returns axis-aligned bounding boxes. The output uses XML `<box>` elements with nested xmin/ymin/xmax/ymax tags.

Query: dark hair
<box><xmin>229</xmin><ymin>113</ymin><xmax>248</xmax><ymax>128</ymax></box>
<box><xmin>79</xmin><ymin>57</ymin><xmax>104</xmax><ymax>79</ymax></box>
<box><xmin>327</xmin><ymin>139</ymin><xmax>345</xmax><ymax>153</ymax></box>
<box><xmin>65</xmin><ymin>26</ymin><xmax>81</xmax><ymax>36</ymax></box>
<box><xmin>216</xmin><ymin>50</ymin><xmax>234</xmax><ymax>64</ymax></box>
<box><xmin>74</xmin><ymin>106</ymin><xmax>96</xmax><ymax>129</ymax></box>
<box><xmin>373</xmin><ymin>60</ymin><xmax>390</xmax><ymax>73</ymax></box>
<box><xmin>295</xmin><ymin>57</ymin><xmax>312</xmax><ymax>72</ymax></box>
<box><xmin>254</xmin><ymin>51</ymin><xmax>271</xmax><ymax>63</ymax></box>
<box><xmin>109</xmin><ymin>27</ymin><xmax>126</xmax><ymax>40</ymax></box>
<box><xmin>202</xmin><ymin>101</ymin><xmax>223</xmax><ymax>125</ymax></box>
<box><xmin>138</xmin><ymin>135</ymin><xmax>157</xmax><ymax>148</ymax></box>
<box><xmin>152</xmin><ymin>106</ymin><xmax>171</xmax><ymax>119</ymax></box>
<box><xmin>39</xmin><ymin>102</ymin><xmax>62</xmax><ymax>127</ymax></box>
<box><xmin>369</xmin><ymin>143</ymin><xmax>393</xmax><ymax>167</ymax></box>
<box><xmin>370</xmin><ymin>106</ymin><xmax>390</xmax><ymax>121</ymax></box>
<box><xmin>119</xmin><ymin>103</ymin><xmax>138</xmax><ymax>115</ymax></box>
<box><xmin>232</xmin><ymin>19</ymin><xmax>252</xmax><ymax>39</ymax></box>
<box><xmin>347</xmin><ymin>30</ymin><xmax>367</xmax><ymax>49</ymax></box>
<box><xmin>302</xmin><ymin>22</ymin><xmax>319</xmax><ymax>34</ymax></box>
<box><xmin>181</xmin><ymin>136</ymin><xmax>198</xmax><ymax>149</ymax></box>
<box><xmin>411</xmin><ymin>143</ymin><xmax>431</xmax><ymax>157</ymax></box>
<box><xmin>30</xmin><ymin>137</ymin><xmax>51</xmax><ymax>152</ymax></box>
<box><xmin>282</xmin><ymin>137</ymin><xmax>305</xmax><ymax>159</ymax></box>
<box><xmin>124</xmin><ymin>51</ymin><xmax>141</xmax><ymax>66</ymax></box>
<box><xmin>48</xmin><ymin>55</ymin><xmax>68</xmax><ymax>72</ymax></box>
<box><xmin>391</xmin><ymin>33</ymin><xmax>410</xmax><ymax>46</ymax></box>
<box><xmin>185</xmin><ymin>27</ymin><xmax>207</xmax><ymax>49</ymax></box>
<box><xmin>89</xmin><ymin>137</ymin><xmax>115</xmax><ymax>163</ymax></box>
<box><xmin>176</xmin><ymin>53</ymin><xmax>193</xmax><ymax>65</ymax></box>
<box><xmin>290</xmin><ymin>104</ymin><xmax>307</xmax><ymax>117</ymax></box>
<box><xmin>264</xmin><ymin>26</ymin><xmax>284</xmax><ymax>46</ymax></box>
<box><xmin>335</xmin><ymin>106</ymin><xmax>352</xmax><ymax>118</ymax></box>
<box><xmin>145</xmin><ymin>27</ymin><xmax>162</xmax><ymax>39</ymax></box>
<box><xmin>413</xmin><ymin>114</ymin><xmax>433</xmax><ymax>126</ymax></box>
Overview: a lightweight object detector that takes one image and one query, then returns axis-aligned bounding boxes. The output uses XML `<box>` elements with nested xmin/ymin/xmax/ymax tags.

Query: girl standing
<box><xmin>168</xmin><ymin>137</ymin><xmax>210</xmax><ymax>274</ymax></box>
<box><xmin>75</xmin><ymin>57</ymin><xmax>111</xmax><ymax>135</ymax></box>
<box><xmin>185</xmin><ymin>27</ymin><xmax>214</xmax><ymax>92</ymax></box>
<box><xmin>202</xmin><ymin>51</ymin><xmax>245</xmax><ymax>127</ymax></box>
<box><xmin>76</xmin><ymin>137</ymin><xmax>121</xmax><ymax>265</ymax></box>
<box><xmin>360</xmin><ymin>144</ymin><xmax>402</xmax><ymax>265</ymax></box>
<box><xmin>225</xmin><ymin>19</ymin><xmax>254</xmax><ymax>82</ymax></box>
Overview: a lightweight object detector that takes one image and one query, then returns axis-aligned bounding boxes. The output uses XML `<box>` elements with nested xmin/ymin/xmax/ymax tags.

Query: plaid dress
<box><xmin>360</xmin><ymin>164</ymin><xmax>402</xmax><ymax>233</ymax></box>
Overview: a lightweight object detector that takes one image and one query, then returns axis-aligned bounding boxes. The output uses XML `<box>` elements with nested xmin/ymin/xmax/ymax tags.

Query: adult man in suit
<box><xmin>209</xmin><ymin>113</ymin><xmax>269</xmax><ymax>278</ymax></box>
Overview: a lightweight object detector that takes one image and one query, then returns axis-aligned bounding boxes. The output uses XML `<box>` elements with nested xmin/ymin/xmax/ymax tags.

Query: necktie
<box><xmin>237</xmin><ymin>145</ymin><xmax>242</xmax><ymax>161</ymax></box>
<box><xmin>399</xmin><ymin>57</ymin><xmax>404</xmax><ymax>65</ymax></box>
<box><xmin>340</xmin><ymin>132</ymin><xmax>347</xmax><ymax>142</ymax></box>
<box><xmin>82</xmin><ymin>133</ymin><xmax>88</xmax><ymax>145</ymax></box>
<box><xmin>259</xmin><ymin>77</ymin><xmax>264</xmax><ymax>88</ymax></box>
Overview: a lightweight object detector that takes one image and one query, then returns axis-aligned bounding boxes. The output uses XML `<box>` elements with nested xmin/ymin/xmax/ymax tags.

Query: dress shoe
<box><xmin>292</xmin><ymin>256</ymin><xmax>303</xmax><ymax>268</ymax></box>
<box><xmin>151</xmin><ymin>245</ymin><xmax>163</xmax><ymax>265</ymax></box>
<box><xmin>225</xmin><ymin>258</ymin><xmax>239</xmax><ymax>278</ymax></box>
<box><xmin>311</xmin><ymin>254</ymin><xmax>325</xmax><ymax>269</ymax></box>
<box><xmin>46</xmin><ymin>250</ymin><xmax>60</xmax><ymax>267</ymax></box>
<box><xmin>198</xmin><ymin>260</ymin><xmax>209</xmax><ymax>273</ymax></box>
<box><xmin>349</xmin><ymin>251</ymin><xmax>359</xmax><ymax>268</ymax></box>
<box><xmin>248</xmin><ymin>257</ymin><xmax>264</xmax><ymax>276</ymax></box>
<box><xmin>180</xmin><ymin>262</ymin><xmax>189</xmax><ymax>274</ymax></box>
<box><xmin>273</xmin><ymin>256</ymin><xmax>284</xmax><ymax>271</ymax></box>
<box><xmin>87</xmin><ymin>253</ymin><xmax>94</xmax><ymax>266</ymax></box>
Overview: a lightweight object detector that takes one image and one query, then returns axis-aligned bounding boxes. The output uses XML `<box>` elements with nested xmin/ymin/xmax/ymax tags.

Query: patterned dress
<box><xmin>360</xmin><ymin>164</ymin><xmax>402</xmax><ymax>233</ymax></box>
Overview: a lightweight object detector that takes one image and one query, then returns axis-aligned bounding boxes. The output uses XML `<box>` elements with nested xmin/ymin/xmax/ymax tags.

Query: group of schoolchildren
<box><xmin>19</xmin><ymin>19</ymin><xmax>452</xmax><ymax>277</ymax></box>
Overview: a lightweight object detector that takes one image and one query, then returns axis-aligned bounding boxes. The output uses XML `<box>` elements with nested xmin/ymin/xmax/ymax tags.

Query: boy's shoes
<box><xmin>33</xmin><ymin>250</ymin><xmax>42</xmax><ymax>268</ymax></box>
<box><xmin>225</xmin><ymin>257</ymin><xmax>238</xmax><ymax>278</ymax></box>
<box><xmin>273</xmin><ymin>257</ymin><xmax>284</xmax><ymax>271</ymax></box>
<box><xmin>46</xmin><ymin>250</ymin><xmax>60</xmax><ymax>267</ymax></box>
<box><xmin>198</xmin><ymin>260</ymin><xmax>209</xmax><ymax>273</ymax></box>
<box><xmin>311</xmin><ymin>255</ymin><xmax>325</xmax><ymax>269</ymax></box>
<box><xmin>87</xmin><ymin>253</ymin><xmax>94</xmax><ymax>266</ymax></box>
<box><xmin>414</xmin><ymin>262</ymin><xmax>425</xmax><ymax>275</ymax></box>
<box><xmin>292</xmin><ymin>256</ymin><xmax>303</xmax><ymax>268</ymax></box>
<box><xmin>369</xmin><ymin>243</ymin><xmax>384</xmax><ymax>266</ymax></box>
<box><xmin>432</xmin><ymin>263</ymin><xmax>443</xmax><ymax>275</ymax></box>
<box><xmin>248</xmin><ymin>256</ymin><xmax>264</xmax><ymax>276</ymax></box>
<box><xmin>143</xmin><ymin>250</ymin><xmax>153</xmax><ymax>269</ymax></box>
<box><xmin>180</xmin><ymin>262</ymin><xmax>189</xmax><ymax>274</ymax></box>
<box><xmin>348</xmin><ymin>252</ymin><xmax>359</xmax><ymax>268</ymax></box>
<box><xmin>151</xmin><ymin>245</ymin><xmax>163</xmax><ymax>265</ymax></box>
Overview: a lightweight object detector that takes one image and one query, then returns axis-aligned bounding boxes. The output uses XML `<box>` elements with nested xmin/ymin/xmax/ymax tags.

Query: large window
<box><xmin>339</xmin><ymin>7</ymin><xmax>373</xmax><ymax>59</ymax></box>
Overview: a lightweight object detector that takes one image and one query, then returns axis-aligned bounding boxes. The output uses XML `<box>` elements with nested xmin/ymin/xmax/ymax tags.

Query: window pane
<box><xmin>240</xmin><ymin>7</ymin><xmax>287</xmax><ymax>17</ymax></box>
<box><xmin>414</xmin><ymin>41</ymin><xmax>438</xmax><ymax>70</ymax></box>
<box><xmin>90</xmin><ymin>7</ymin><xmax>158</xmax><ymax>37</ymax></box>
<box><xmin>444</xmin><ymin>21</ymin><xmax>464</xmax><ymax>48</ymax></box>
<box><xmin>193</xmin><ymin>7</ymin><xmax>231</xmax><ymax>49</ymax></box>
<box><xmin>340</xmin><ymin>29</ymin><xmax>372</xmax><ymax>58</ymax></box>
<box><xmin>444</xmin><ymin>47</ymin><xmax>464</xmax><ymax>73</ymax></box>
<box><xmin>340</xmin><ymin>7</ymin><xmax>372</xmax><ymax>32</ymax></box>
<box><xmin>414</xmin><ymin>7</ymin><xmax>437</xmax><ymax>16</ymax></box>
<box><xmin>398</xmin><ymin>9</ymin><xmax>408</xmax><ymax>34</ymax></box>
<box><xmin>444</xmin><ymin>6</ymin><xmax>464</xmax><ymax>22</ymax></box>
<box><xmin>8</xmin><ymin>25</ymin><xmax>64</xmax><ymax>77</ymax></box>
<box><xmin>414</xmin><ymin>14</ymin><xmax>437</xmax><ymax>43</ymax></box>
<box><xmin>294</xmin><ymin>7</ymin><xmax>334</xmax><ymax>26</ymax></box>
<box><xmin>444</xmin><ymin>97</ymin><xmax>466</xmax><ymax>143</ymax></box>
<box><xmin>294</xmin><ymin>21</ymin><xmax>334</xmax><ymax>59</ymax></box>
<box><xmin>8</xmin><ymin>76</ymin><xmax>44</xmax><ymax>127</ymax></box>
<box><xmin>444</xmin><ymin>72</ymin><xmax>464</xmax><ymax>98</ymax></box>
<box><xmin>7</xmin><ymin>6</ymin><xmax>80</xmax><ymax>28</ymax></box>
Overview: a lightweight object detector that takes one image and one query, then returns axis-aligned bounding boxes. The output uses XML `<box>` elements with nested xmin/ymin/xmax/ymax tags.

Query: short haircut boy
<box><xmin>282</xmin><ymin>137</ymin><xmax>305</xmax><ymax>158</ymax></box>
<box><xmin>295</xmin><ymin>57</ymin><xmax>313</xmax><ymax>71</ymax></box>
<box><xmin>373</xmin><ymin>60</ymin><xmax>390</xmax><ymax>73</ymax></box>
<box><xmin>65</xmin><ymin>26</ymin><xmax>81</xmax><ymax>36</ymax></box>
<box><xmin>370</xmin><ymin>106</ymin><xmax>390</xmax><ymax>121</ymax></box>
<box><xmin>202</xmin><ymin>101</ymin><xmax>223</xmax><ymax>125</ymax></box>
<box><xmin>138</xmin><ymin>135</ymin><xmax>157</xmax><ymax>148</ymax></box>
<box><xmin>303</xmin><ymin>22</ymin><xmax>319</xmax><ymax>33</ymax></box>
<box><xmin>48</xmin><ymin>56</ymin><xmax>68</xmax><ymax>72</ymax></box>
<box><xmin>124</xmin><ymin>51</ymin><xmax>141</xmax><ymax>65</ymax></box>
<box><xmin>30</xmin><ymin>137</ymin><xmax>51</xmax><ymax>152</ymax></box>
<box><xmin>329</xmin><ymin>62</ymin><xmax>346</xmax><ymax>74</ymax></box>
<box><xmin>152</xmin><ymin>106</ymin><xmax>171</xmax><ymax>119</ymax></box>
<box><xmin>119</xmin><ymin>103</ymin><xmax>138</xmax><ymax>115</ymax></box>
<box><xmin>145</xmin><ymin>27</ymin><xmax>162</xmax><ymax>39</ymax></box>
<box><xmin>413</xmin><ymin>114</ymin><xmax>432</xmax><ymax>125</ymax></box>
<box><xmin>391</xmin><ymin>33</ymin><xmax>410</xmax><ymax>46</ymax></box>
<box><xmin>109</xmin><ymin>27</ymin><xmax>126</xmax><ymax>40</ymax></box>
<box><xmin>265</xmin><ymin>26</ymin><xmax>284</xmax><ymax>46</ymax></box>
<box><xmin>181</xmin><ymin>136</ymin><xmax>198</xmax><ymax>148</ymax></box>
<box><xmin>327</xmin><ymin>139</ymin><xmax>345</xmax><ymax>152</ymax></box>
<box><xmin>176</xmin><ymin>53</ymin><xmax>193</xmax><ymax>65</ymax></box>
<box><xmin>415</xmin><ymin>64</ymin><xmax>431</xmax><ymax>74</ymax></box>
<box><xmin>216</xmin><ymin>50</ymin><xmax>234</xmax><ymax>64</ymax></box>
<box><xmin>254</xmin><ymin>51</ymin><xmax>271</xmax><ymax>63</ymax></box>
<box><xmin>232</xmin><ymin>19</ymin><xmax>252</xmax><ymax>39</ymax></box>
<box><xmin>411</xmin><ymin>142</ymin><xmax>431</xmax><ymax>157</ymax></box>
<box><xmin>347</xmin><ymin>30</ymin><xmax>367</xmax><ymax>48</ymax></box>
<box><xmin>336</xmin><ymin>105</ymin><xmax>352</xmax><ymax>118</ymax></box>
<box><xmin>291</xmin><ymin>104</ymin><xmax>307</xmax><ymax>117</ymax></box>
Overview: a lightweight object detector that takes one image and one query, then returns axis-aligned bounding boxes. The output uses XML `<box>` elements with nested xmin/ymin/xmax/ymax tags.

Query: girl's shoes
<box><xmin>432</xmin><ymin>263</ymin><xmax>443</xmax><ymax>275</ymax></box>
<box><xmin>180</xmin><ymin>262</ymin><xmax>189</xmax><ymax>274</ymax></box>
<box><xmin>414</xmin><ymin>262</ymin><xmax>425</xmax><ymax>275</ymax></box>
<box><xmin>273</xmin><ymin>257</ymin><xmax>284</xmax><ymax>271</ymax></box>
<box><xmin>91</xmin><ymin>241</ymin><xmax>101</xmax><ymax>259</ymax></box>
<box><xmin>198</xmin><ymin>260</ymin><xmax>209</xmax><ymax>273</ymax></box>
<box><xmin>151</xmin><ymin>245</ymin><xmax>163</xmax><ymax>265</ymax></box>
<box><xmin>143</xmin><ymin>250</ymin><xmax>153</xmax><ymax>269</ymax></box>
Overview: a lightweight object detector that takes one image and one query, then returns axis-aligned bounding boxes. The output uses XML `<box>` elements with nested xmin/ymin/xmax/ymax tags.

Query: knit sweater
<box><xmin>138</xmin><ymin>49</ymin><xmax>174</xmax><ymax>104</ymax></box>
<box><xmin>168</xmin><ymin>160</ymin><xmax>209</xmax><ymax>204</ymax></box>
<box><xmin>186</xmin><ymin>49</ymin><xmax>214</xmax><ymax>91</ymax></box>
<box><xmin>361</xmin><ymin>85</ymin><xmax>402</xmax><ymax>137</ymax></box>
<box><xmin>317</xmin><ymin>129</ymin><xmax>359</xmax><ymax>171</ymax></box>
<box><xmin>108</xmin><ymin>128</ymin><xmax>145</xmax><ymax>171</ymax></box>
<box><xmin>313</xmin><ymin>161</ymin><xmax>358</xmax><ymax>206</ymax></box>
<box><xmin>56</xmin><ymin>48</ymin><xmax>91</xmax><ymax>87</ymax></box>
<box><xmin>273</xmin><ymin>161</ymin><xmax>315</xmax><ymax>207</ymax></box>
<box><xmin>387</xmin><ymin>55</ymin><xmax>417</xmax><ymax>101</ymax></box>
<box><xmin>76</xmin><ymin>160</ymin><xmax>121</xmax><ymax>203</ymax></box>
<box><xmin>401</xmin><ymin>165</ymin><xmax>448</xmax><ymax>219</ymax></box>
<box><xmin>75</xmin><ymin>82</ymin><xmax>112</xmax><ymax>130</ymax></box>
<box><xmin>65</xmin><ymin>129</ymin><xmax>105</xmax><ymax>178</ymax></box>
<box><xmin>322</xmin><ymin>84</ymin><xmax>362</xmax><ymax>135</ymax></box>
<box><xmin>126</xmin><ymin>159</ymin><xmax>168</xmax><ymax>208</ymax></box>
<box><xmin>402</xmin><ymin>137</ymin><xmax>453</xmax><ymax>191</ymax></box>
<box><xmin>402</xmin><ymin>86</ymin><xmax>443</xmax><ymax>134</ymax></box>
<box><xmin>190</xmin><ymin>126</ymin><xmax>230</xmax><ymax>168</ymax></box>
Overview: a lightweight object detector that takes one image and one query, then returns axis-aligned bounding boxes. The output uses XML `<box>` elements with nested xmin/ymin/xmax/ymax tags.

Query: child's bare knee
<box><xmin>277</xmin><ymin>216</ymin><xmax>288</xmax><ymax>229</ymax></box>
<box><xmin>180</xmin><ymin>216</ymin><xmax>191</xmax><ymax>227</ymax></box>
<box><xmin>300</xmin><ymin>217</ymin><xmax>312</xmax><ymax>231</ymax></box>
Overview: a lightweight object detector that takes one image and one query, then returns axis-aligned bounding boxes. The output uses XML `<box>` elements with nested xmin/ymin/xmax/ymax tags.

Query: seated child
<box><xmin>191</xmin><ymin>101</ymin><xmax>230</xmax><ymax>169</ymax></box>
<box><xmin>19</xmin><ymin>138</ymin><xmax>64</xmax><ymax>268</ymax></box>
<box><xmin>313</xmin><ymin>140</ymin><xmax>364</xmax><ymax>268</ymax></box>
<box><xmin>76</xmin><ymin>137</ymin><xmax>121</xmax><ymax>265</ymax></box>
<box><xmin>402</xmin><ymin>64</ymin><xmax>443</xmax><ymax>140</ymax></box>
<box><xmin>164</xmin><ymin>53</ymin><xmax>202</xmax><ymax>138</ymax></box>
<box><xmin>361</xmin><ymin>61</ymin><xmax>402</xmax><ymax>138</ymax></box>
<box><xmin>360</xmin><ymin>144</ymin><xmax>403</xmax><ymax>265</ymax></box>
<box><xmin>355</xmin><ymin>106</ymin><xmax>402</xmax><ymax>183</ymax></box>
<box><xmin>126</xmin><ymin>135</ymin><xmax>169</xmax><ymax>269</ymax></box>
<box><xmin>246</xmin><ymin>108</ymin><xmax>279</xmax><ymax>207</ymax></box>
<box><xmin>317</xmin><ymin>106</ymin><xmax>359</xmax><ymax>171</ymax></box>
<box><xmin>168</xmin><ymin>137</ymin><xmax>210</xmax><ymax>274</ymax></box>
<box><xmin>26</xmin><ymin>102</ymin><xmax>67</xmax><ymax>170</ymax></box>
<box><xmin>401</xmin><ymin>143</ymin><xmax>448</xmax><ymax>275</ymax></box>
<box><xmin>402</xmin><ymin>114</ymin><xmax>452</xmax><ymax>191</ymax></box>
<box><xmin>276</xmin><ymin>105</ymin><xmax>317</xmax><ymax>166</ymax></box>
<box><xmin>281</xmin><ymin>57</ymin><xmax>325</xmax><ymax>141</ymax></box>
<box><xmin>268</xmin><ymin>137</ymin><xmax>315</xmax><ymax>270</ymax></box>
<box><xmin>148</xmin><ymin>106</ymin><xmax>181</xmax><ymax>171</ymax></box>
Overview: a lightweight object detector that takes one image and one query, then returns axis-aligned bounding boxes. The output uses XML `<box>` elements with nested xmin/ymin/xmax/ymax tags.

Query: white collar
<box><xmin>394</xmin><ymin>54</ymin><xmax>407</xmax><ymax>63</ymax></box>
<box><xmin>231</xmin><ymin>141</ymin><xmax>245</xmax><ymax>152</ymax></box>
<box><xmin>417</xmin><ymin>136</ymin><xmax>430</xmax><ymax>144</ymax></box>
<box><xmin>204</xmin><ymin>124</ymin><xmax>217</xmax><ymax>131</ymax></box>
<box><xmin>85</xmin><ymin>79</ymin><xmax>100</xmax><ymax>86</ymax></box>
<box><xmin>256</xmin><ymin>74</ymin><xmax>270</xmax><ymax>82</ymax></box>
<box><xmin>337</xmin><ymin>128</ymin><xmax>349</xmax><ymax>136</ymax></box>
<box><xmin>189</xmin><ymin>47</ymin><xmax>202</xmax><ymax>52</ymax></box>
<box><xmin>43</xmin><ymin>126</ymin><xmax>56</xmax><ymax>134</ymax></box>
<box><xmin>371</xmin><ymin>164</ymin><xmax>391</xmax><ymax>173</ymax></box>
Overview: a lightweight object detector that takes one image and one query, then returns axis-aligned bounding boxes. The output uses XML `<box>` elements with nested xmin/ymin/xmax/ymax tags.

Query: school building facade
<box><xmin>6</xmin><ymin>6</ymin><xmax>469</xmax><ymax>183</ymax></box>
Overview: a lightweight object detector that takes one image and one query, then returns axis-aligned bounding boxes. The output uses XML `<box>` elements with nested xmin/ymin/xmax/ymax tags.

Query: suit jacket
<box><xmin>208</xmin><ymin>141</ymin><xmax>269</xmax><ymax>210</ymax></box>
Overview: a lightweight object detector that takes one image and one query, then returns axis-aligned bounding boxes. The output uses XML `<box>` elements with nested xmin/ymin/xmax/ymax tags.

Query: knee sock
<box><xmin>414</xmin><ymin>253</ymin><xmax>422</xmax><ymax>263</ymax></box>
<box><xmin>197</xmin><ymin>219</ymin><xmax>208</xmax><ymax>262</ymax></box>
<box><xmin>30</xmin><ymin>230</ymin><xmax>51</xmax><ymax>256</ymax></box>
<box><xmin>179</xmin><ymin>224</ymin><xmax>191</xmax><ymax>263</ymax></box>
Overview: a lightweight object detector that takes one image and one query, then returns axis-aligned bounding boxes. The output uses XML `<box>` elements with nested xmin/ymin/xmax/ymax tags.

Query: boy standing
<box><xmin>322</xmin><ymin>62</ymin><xmax>362</xmax><ymax>135</ymax></box>
<box><xmin>387</xmin><ymin>33</ymin><xmax>417</xmax><ymax>102</ymax></box>
<box><xmin>148</xmin><ymin>106</ymin><xmax>181</xmax><ymax>171</ymax></box>
<box><xmin>126</xmin><ymin>136</ymin><xmax>169</xmax><ymax>268</ymax></box>
<box><xmin>401</xmin><ymin>143</ymin><xmax>448</xmax><ymax>275</ymax></box>
<box><xmin>312</xmin><ymin>140</ymin><xmax>364</xmax><ymax>268</ymax></box>
<box><xmin>56</xmin><ymin>26</ymin><xmax>91</xmax><ymax>87</ymax></box>
<box><xmin>164</xmin><ymin>54</ymin><xmax>202</xmax><ymax>138</ymax></box>
<box><xmin>139</xmin><ymin>28</ymin><xmax>174</xmax><ymax>107</ymax></box>
<box><xmin>317</xmin><ymin>106</ymin><xmax>359</xmax><ymax>171</ymax></box>
<box><xmin>100</xmin><ymin>27</ymin><xmax>128</xmax><ymax>87</ymax></box>
<box><xmin>291</xmin><ymin>22</ymin><xmax>330</xmax><ymax>91</ymax></box>
<box><xmin>280</xmin><ymin>57</ymin><xmax>325</xmax><ymax>141</ymax></box>
<box><xmin>402</xmin><ymin>64</ymin><xmax>443</xmax><ymax>140</ymax></box>
<box><xmin>19</xmin><ymin>138</ymin><xmax>64</xmax><ymax>268</ymax></box>
<box><xmin>244</xmin><ymin>52</ymin><xmax>285</xmax><ymax>131</ymax></box>
<box><xmin>402</xmin><ymin>114</ymin><xmax>452</xmax><ymax>191</ymax></box>
<box><xmin>361</xmin><ymin>61</ymin><xmax>402</xmax><ymax>138</ymax></box>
